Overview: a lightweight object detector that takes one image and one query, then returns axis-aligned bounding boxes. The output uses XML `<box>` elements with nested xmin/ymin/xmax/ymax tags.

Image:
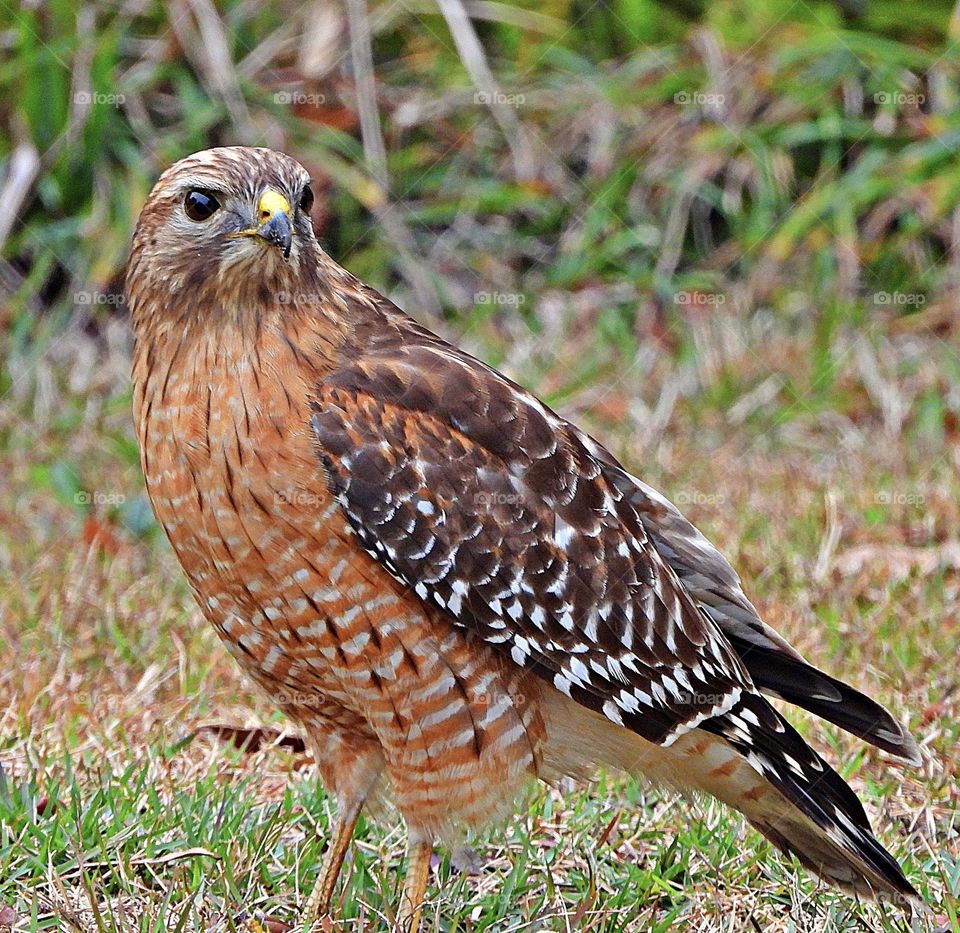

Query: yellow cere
<box><xmin>258</xmin><ymin>188</ymin><xmax>291</xmax><ymax>222</ymax></box>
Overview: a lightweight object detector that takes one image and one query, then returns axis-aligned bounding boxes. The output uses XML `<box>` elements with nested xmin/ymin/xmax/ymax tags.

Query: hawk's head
<box><xmin>127</xmin><ymin>147</ymin><xmax>321</xmax><ymax>329</ymax></box>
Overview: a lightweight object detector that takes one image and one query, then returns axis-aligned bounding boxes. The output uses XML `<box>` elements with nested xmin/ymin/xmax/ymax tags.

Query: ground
<box><xmin>0</xmin><ymin>303</ymin><xmax>957</xmax><ymax>932</ymax></box>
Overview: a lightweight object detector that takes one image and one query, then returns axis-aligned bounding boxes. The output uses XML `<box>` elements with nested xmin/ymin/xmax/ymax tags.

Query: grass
<box><xmin>0</xmin><ymin>317</ymin><xmax>957</xmax><ymax>930</ymax></box>
<box><xmin>1</xmin><ymin>0</ymin><xmax>959</xmax><ymax>929</ymax></box>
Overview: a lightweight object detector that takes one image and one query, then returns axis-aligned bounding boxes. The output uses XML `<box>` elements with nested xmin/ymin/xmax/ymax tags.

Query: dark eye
<box><xmin>299</xmin><ymin>184</ymin><xmax>314</xmax><ymax>215</ymax></box>
<box><xmin>184</xmin><ymin>189</ymin><xmax>221</xmax><ymax>222</ymax></box>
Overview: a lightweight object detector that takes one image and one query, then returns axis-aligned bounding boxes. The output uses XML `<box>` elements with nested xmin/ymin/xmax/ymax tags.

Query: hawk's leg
<box><xmin>302</xmin><ymin>802</ymin><xmax>361</xmax><ymax>928</ymax></box>
<box><xmin>298</xmin><ymin>722</ymin><xmax>385</xmax><ymax>928</ymax></box>
<box><xmin>396</xmin><ymin>838</ymin><xmax>433</xmax><ymax>932</ymax></box>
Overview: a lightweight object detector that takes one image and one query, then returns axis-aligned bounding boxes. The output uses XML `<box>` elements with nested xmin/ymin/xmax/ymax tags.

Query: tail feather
<box><xmin>725</xmin><ymin>634</ymin><xmax>921</xmax><ymax>766</ymax></box>
<box><xmin>539</xmin><ymin>688</ymin><xmax>917</xmax><ymax>903</ymax></box>
<box><xmin>701</xmin><ymin>694</ymin><xmax>918</xmax><ymax>901</ymax></box>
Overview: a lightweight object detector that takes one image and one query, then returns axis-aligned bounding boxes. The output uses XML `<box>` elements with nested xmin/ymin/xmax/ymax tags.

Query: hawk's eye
<box><xmin>184</xmin><ymin>189</ymin><xmax>221</xmax><ymax>222</ymax></box>
<box><xmin>299</xmin><ymin>184</ymin><xmax>314</xmax><ymax>215</ymax></box>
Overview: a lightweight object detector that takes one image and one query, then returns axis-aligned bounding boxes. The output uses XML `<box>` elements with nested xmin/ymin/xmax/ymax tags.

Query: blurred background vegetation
<box><xmin>1</xmin><ymin>0</ymin><xmax>959</xmax><ymax>525</ymax></box>
<box><xmin>0</xmin><ymin>0</ymin><xmax>960</xmax><ymax>588</ymax></box>
<box><xmin>1</xmin><ymin>0</ymin><xmax>959</xmax><ymax>535</ymax></box>
<box><xmin>3</xmin><ymin>0</ymin><xmax>960</xmax><ymax>434</ymax></box>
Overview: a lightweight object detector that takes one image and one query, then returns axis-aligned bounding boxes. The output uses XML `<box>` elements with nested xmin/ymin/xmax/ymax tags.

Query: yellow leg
<box><xmin>302</xmin><ymin>805</ymin><xmax>361</xmax><ymax>928</ymax></box>
<box><xmin>396</xmin><ymin>839</ymin><xmax>433</xmax><ymax>933</ymax></box>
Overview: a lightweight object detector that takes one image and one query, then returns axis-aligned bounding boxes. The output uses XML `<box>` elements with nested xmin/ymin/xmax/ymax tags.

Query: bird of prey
<box><xmin>126</xmin><ymin>146</ymin><xmax>920</xmax><ymax>930</ymax></box>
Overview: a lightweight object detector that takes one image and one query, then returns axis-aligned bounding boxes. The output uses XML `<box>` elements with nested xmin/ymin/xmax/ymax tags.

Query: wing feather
<box><xmin>311</xmin><ymin>343</ymin><xmax>753</xmax><ymax>747</ymax></box>
<box><xmin>576</xmin><ymin>438</ymin><xmax>919</xmax><ymax>764</ymax></box>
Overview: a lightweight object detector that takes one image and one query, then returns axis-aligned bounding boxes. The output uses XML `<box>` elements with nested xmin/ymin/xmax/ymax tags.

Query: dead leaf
<box><xmin>596</xmin><ymin>810</ymin><xmax>620</xmax><ymax>847</ymax></box>
<box><xmin>35</xmin><ymin>795</ymin><xmax>55</xmax><ymax>816</ymax></box>
<box><xmin>189</xmin><ymin>725</ymin><xmax>307</xmax><ymax>755</ymax></box>
<box><xmin>82</xmin><ymin>516</ymin><xmax>121</xmax><ymax>555</ymax></box>
<box><xmin>261</xmin><ymin>919</ymin><xmax>293</xmax><ymax>933</ymax></box>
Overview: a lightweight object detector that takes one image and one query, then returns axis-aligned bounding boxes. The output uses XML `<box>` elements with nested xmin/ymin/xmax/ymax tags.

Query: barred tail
<box><xmin>699</xmin><ymin>694</ymin><xmax>918</xmax><ymax>901</ymax></box>
<box><xmin>541</xmin><ymin>690</ymin><xmax>917</xmax><ymax>902</ymax></box>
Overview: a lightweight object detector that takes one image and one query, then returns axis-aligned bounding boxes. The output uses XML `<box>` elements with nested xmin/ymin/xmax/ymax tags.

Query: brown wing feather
<box><xmin>311</xmin><ymin>342</ymin><xmax>754</xmax><ymax>747</ymax></box>
<box><xmin>577</xmin><ymin>440</ymin><xmax>920</xmax><ymax>765</ymax></box>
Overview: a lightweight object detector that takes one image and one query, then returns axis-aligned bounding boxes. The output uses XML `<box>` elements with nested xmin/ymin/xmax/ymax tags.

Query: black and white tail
<box><xmin>699</xmin><ymin>693</ymin><xmax>918</xmax><ymax>901</ymax></box>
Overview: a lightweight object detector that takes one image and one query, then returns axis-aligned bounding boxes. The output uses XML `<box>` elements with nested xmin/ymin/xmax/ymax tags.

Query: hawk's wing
<box><xmin>578</xmin><ymin>439</ymin><xmax>920</xmax><ymax>763</ymax></box>
<box><xmin>310</xmin><ymin>340</ymin><xmax>754</xmax><ymax>747</ymax></box>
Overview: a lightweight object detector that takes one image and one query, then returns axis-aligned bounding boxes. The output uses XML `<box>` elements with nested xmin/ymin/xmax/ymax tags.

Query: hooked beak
<box><xmin>229</xmin><ymin>188</ymin><xmax>293</xmax><ymax>259</ymax></box>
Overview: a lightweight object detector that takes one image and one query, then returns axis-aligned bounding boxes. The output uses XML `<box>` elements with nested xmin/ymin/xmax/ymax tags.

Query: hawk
<box><xmin>126</xmin><ymin>147</ymin><xmax>920</xmax><ymax>930</ymax></box>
